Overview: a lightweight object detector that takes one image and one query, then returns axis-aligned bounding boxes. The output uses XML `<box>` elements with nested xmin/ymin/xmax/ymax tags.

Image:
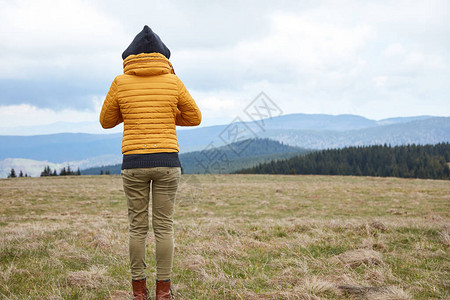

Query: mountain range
<box><xmin>0</xmin><ymin>113</ymin><xmax>448</xmax><ymax>177</ymax></box>
<box><xmin>82</xmin><ymin>138</ymin><xmax>309</xmax><ymax>175</ymax></box>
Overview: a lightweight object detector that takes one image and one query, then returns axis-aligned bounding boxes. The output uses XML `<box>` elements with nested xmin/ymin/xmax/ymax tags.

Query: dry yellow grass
<box><xmin>0</xmin><ymin>174</ymin><xmax>449</xmax><ymax>299</ymax></box>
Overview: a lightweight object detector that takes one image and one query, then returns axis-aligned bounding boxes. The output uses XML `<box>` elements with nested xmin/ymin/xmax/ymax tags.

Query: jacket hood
<box><xmin>122</xmin><ymin>25</ymin><xmax>171</xmax><ymax>60</ymax></box>
<box><xmin>123</xmin><ymin>53</ymin><xmax>175</xmax><ymax>76</ymax></box>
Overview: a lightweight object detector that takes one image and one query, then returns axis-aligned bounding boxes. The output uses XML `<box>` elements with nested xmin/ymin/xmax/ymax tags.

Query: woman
<box><xmin>100</xmin><ymin>25</ymin><xmax>201</xmax><ymax>300</ymax></box>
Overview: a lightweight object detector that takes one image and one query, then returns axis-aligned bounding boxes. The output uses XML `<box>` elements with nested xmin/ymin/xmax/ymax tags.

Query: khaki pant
<box><xmin>121</xmin><ymin>167</ymin><xmax>181</xmax><ymax>281</ymax></box>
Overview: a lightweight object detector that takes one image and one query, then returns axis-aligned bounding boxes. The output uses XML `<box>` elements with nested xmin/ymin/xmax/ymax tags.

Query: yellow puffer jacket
<box><xmin>100</xmin><ymin>53</ymin><xmax>202</xmax><ymax>155</ymax></box>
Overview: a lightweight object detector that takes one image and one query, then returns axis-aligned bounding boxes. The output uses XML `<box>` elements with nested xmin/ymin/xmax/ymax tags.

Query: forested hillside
<box><xmin>237</xmin><ymin>143</ymin><xmax>450</xmax><ymax>180</ymax></box>
<box><xmin>82</xmin><ymin>138</ymin><xmax>309</xmax><ymax>175</ymax></box>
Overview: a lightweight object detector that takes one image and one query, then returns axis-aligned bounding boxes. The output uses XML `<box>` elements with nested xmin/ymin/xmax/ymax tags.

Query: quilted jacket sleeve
<box><xmin>100</xmin><ymin>78</ymin><xmax>123</xmax><ymax>129</ymax></box>
<box><xmin>176</xmin><ymin>78</ymin><xmax>202</xmax><ymax>126</ymax></box>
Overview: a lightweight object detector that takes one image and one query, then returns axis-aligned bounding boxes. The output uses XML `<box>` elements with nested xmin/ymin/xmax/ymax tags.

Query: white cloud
<box><xmin>384</xmin><ymin>43</ymin><xmax>405</xmax><ymax>56</ymax></box>
<box><xmin>176</xmin><ymin>11</ymin><xmax>374</xmax><ymax>95</ymax></box>
<box><xmin>196</xmin><ymin>95</ymin><xmax>237</xmax><ymax>112</ymax></box>
<box><xmin>0</xmin><ymin>0</ymin><xmax>125</xmax><ymax>53</ymax></box>
<box><xmin>0</xmin><ymin>0</ymin><xmax>449</xmax><ymax>133</ymax></box>
<box><xmin>382</xmin><ymin>44</ymin><xmax>446</xmax><ymax>75</ymax></box>
<box><xmin>373</xmin><ymin>76</ymin><xmax>388</xmax><ymax>87</ymax></box>
<box><xmin>0</xmin><ymin>0</ymin><xmax>125</xmax><ymax>79</ymax></box>
<box><xmin>405</xmin><ymin>52</ymin><xmax>445</xmax><ymax>69</ymax></box>
<box><xmin>0</xmin><ymin>103</ymin><xmax>100</xmax><ymax>127</ymax></box>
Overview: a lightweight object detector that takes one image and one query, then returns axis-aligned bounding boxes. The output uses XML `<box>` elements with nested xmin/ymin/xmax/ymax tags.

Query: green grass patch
<box><xmin>1</xmin><ymin>174</ymin><xmax>449</xmax><ymax>299</ymax></box>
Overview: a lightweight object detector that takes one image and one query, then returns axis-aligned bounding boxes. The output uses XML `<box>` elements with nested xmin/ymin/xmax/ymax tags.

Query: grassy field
<box><xmin>0</xmin><ymin>174</ymin><xmax>449</xmax><ymax>299</ymax></box>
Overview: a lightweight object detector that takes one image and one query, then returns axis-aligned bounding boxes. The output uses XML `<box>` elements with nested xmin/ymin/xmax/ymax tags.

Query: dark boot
<box><xmin>132</xmin><ymin>278</ymin><xmax>148</xmax><ymax>300</ymax></box>
<box><xmin>155</xmin><ymin>279</ymin><xmax>174</xmax><ymax>300</ymax></box>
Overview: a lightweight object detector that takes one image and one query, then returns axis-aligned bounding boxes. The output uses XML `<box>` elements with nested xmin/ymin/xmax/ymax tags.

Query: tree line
<box><xmin>40</xmin><ymin>165</ymin><xmax>81</xmax><ymax>177</ymax></box>
<box><xmin>237</xmin><ymin>143</ymin><xmax>450</xmax><ymax>180</ymax></box>
<box><xmin>7</xmin><ymin>165</ymin><xmax>112</xmax><ymax>178</ymax></box>
<box><xmin>7</xmin><ymin>169</ymin><xmax>29</xmax><ymax>178</ymax></box>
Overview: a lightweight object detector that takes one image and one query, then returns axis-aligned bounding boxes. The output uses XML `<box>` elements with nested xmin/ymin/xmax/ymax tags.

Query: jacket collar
<box><xmin>123</xmin><ymin>53</ymin><xmax>175</xmax><ymax>76</ymax></box>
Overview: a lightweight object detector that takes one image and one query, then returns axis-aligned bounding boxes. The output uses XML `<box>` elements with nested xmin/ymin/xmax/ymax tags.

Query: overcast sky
<box><xmin>0</xmin><ymin>0</ymin><xmax>448</xmax><ymax>134</ymax></box>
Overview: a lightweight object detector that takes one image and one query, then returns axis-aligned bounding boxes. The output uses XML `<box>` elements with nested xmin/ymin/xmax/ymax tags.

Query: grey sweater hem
<box><xmin>121</xmin><ymin>152</ymin><xmax>181</xmax><ymax>170</ymax></box>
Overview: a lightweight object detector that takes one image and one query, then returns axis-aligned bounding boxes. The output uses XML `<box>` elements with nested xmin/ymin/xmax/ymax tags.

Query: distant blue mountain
<box><xmin>376</xmin><ymin>116</ymin><xmax>433</xmax><ymax>126</ymax></box>
<box><xmin>253</xmin><ymin>113</ymin><xmax>379</xmax><ymax>131</ymax></box>
<box><xmin>82</xmin><ymin>138</ymin><xmax>309</xmax><ymax>175</ymax></box>
<box><xmin>0</xmin><ymin>133</ymin><xmax>122</xmax><ymax>162</ymax></box>
<box><xmin>260</xmin><ymin>117</ymin><xmax>449</xmax><ymax>149</ymax></box>
<box><xmin>0</xmin><ymin>114</ymin><xmax>447</xmax><ymax>166</ymax></box>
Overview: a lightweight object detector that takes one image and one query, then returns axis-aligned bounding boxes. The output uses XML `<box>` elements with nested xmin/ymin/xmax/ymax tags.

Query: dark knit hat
<box><xmin>122</xmin><ymin>25</ymin><xmax>171</xmax><ymax>60</ymax></box>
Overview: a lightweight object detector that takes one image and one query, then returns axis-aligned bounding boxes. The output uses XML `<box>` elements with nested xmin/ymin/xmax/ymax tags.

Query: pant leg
<box><xmin>151</xmin><ymin>167</ymin><xmax>181</xmax><ymax>281</ymax></box>
<box><xmin>122</xmin><ymin>168</ymin><xmax>151</xmax><ymax>280</ymax></box>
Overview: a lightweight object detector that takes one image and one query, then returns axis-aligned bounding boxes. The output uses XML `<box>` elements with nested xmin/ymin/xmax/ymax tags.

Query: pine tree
<box><xmin>41</xmin><ymin>166</ymin><xmax>53</xmax><ymax>177</ymax></box>
<box><xmin>236</xmin><ymin>143</ymin><xmax>450</xmax><ymax>180</ymax></box>
<box><xmin>8</xmin><ymin>168</ymin><xmax>17</xmax><ymax>178</ymax></box>
<box><xmin>19</xmin><ymin>170</ymin><xmax>24</xmax><ymax>177</ymax></box>
<box><xmin>76</xmin><ymin>168</ymin><xmax>81</xmax><ymax>176</ymax></box>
